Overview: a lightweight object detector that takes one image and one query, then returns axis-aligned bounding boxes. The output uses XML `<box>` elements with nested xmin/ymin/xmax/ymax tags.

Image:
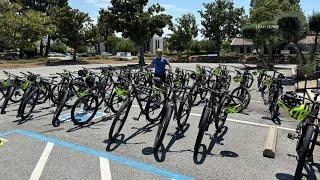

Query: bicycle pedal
<box><xmin>287</xmin><ymin>132</ymin><xmax>297</xmax><ymax>140</ymax></box>
<box><xmin>133</xmin><ymin>117</ymin><xmax>139</xmax><ymax>121</ymax></box>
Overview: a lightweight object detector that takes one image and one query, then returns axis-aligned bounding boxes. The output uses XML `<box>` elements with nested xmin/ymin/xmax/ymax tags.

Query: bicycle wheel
<box><xmin>71</xmin><ymin>94</ymin><xmax>99</xmax><ymax>126</ymax></box>
<box><xmin>145</xmin><ymin>92</ymin><xmax>166</xmax><ymax>123</ymax></box>
<box><xmin>10</xmin><ymin>86</ymin><xmax>24</xmax><ymax>103</ymax></box>
<box><xmin>245</xmin><ymin>73</ymin><xmax>254</xmax><ymax>89</ymax></box>
<box><xmin>294</xmin><ymin>125</ymin><xmax>317</xmax><ymax>179</ymax></box>
<box><xmin>0</xmin><ymin>88</ymin><xmax>4</xmax><ymax>101</ymax></box>
<box><xmin>108</xmin><ymin>100</ymin><xmax>132</xmax><ymax>141</ymax></box>
<box><xmin>230</xmin><ymin>87</ymin><xmax>251</xmax><ymax>112</ymax></box>
<box><xmin>20</xmin><ymin>89</ymin><xmax>40</xmax><ymax>120</ymax></box>
<box><xmin>194</xmin><ymin>106</ymin><xmax>211</xmax><ymax>154</ymax></box>
<box><xmin>270</xmin><ymin>93</ymin><xmax>280</xmax><ymax>120</ymax></box>
<box><xmin>1</xmin><ymin>86</ymin><xmax>15</xmax><ymax>114</ymax></box>
<box><xmin>176</xmin><ymin>95</ymin><xmax>192</xmax><ymax>129</ymax></box>
<box><xmin>153</xmin><ymin>105</ymin><xmax>173</xmax><ymax>151</ymax></box>
<box><xmin>109</xmin><ymin>91</ymin><xmax>126</xmax><ymax>113</ymax></box>
<box><xmin>52</xmin><ymin>91</ymin><xmax>69</xmax><ymax>127</ymax></box>
<box><xmin>215</xmin><ymin>95</ymin><xmax>231</xmax><ymax>131</ymax></box>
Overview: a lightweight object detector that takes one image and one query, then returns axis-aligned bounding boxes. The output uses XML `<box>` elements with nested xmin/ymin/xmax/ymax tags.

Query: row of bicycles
<box><xmin>0</xmin><ymin>63</ymin><xmax>318</xmax><ymax>179</ymax></box>
<box><xmin>255</xmin><ymin>68</ymin><xmax>320</xmax><ymax>179</ymax></box>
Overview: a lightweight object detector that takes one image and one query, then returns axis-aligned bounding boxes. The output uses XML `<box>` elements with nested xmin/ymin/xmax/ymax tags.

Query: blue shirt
<box><xmin>152</xmin><ymin>57</ymin><xmax>169</xmax><ymax>76</ymax></box>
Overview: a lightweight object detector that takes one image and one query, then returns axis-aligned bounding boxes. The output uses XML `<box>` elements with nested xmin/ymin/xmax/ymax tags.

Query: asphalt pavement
<box><xmin>0</xmin><ymin>63</ymin><xmax>319</xmax><ymax>180</ymax></box>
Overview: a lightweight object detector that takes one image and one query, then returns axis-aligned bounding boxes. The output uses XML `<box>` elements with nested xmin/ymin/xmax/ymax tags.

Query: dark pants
<box><xmin>155</xmin><ymin>74</ymin><xmax>166</xmax><ymax>82</ymax></box>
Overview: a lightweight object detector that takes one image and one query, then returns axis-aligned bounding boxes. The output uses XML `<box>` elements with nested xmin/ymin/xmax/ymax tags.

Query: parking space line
<box><xmin>99</xmin><ymin>157</ymin><xmax>112</xmax><ymax>180</ymax></box>
<box><xmin>189</xmin><ymin>113</ymin><xmax>295</xmax><ymax>131</ymax></box>
<box><xmin>131</xmin><ymin>105</ymin><xmax>295</xmax><ymax>131</ymax></box>
<box><xmin>1</xmin><ymin>129</ymin><xmax>193</xmax><ymax>180</ymax></box>
<box><xmin>30</xmin><ymin>142</ymin><xmax>54</xmax><ymax>180</ymax></box>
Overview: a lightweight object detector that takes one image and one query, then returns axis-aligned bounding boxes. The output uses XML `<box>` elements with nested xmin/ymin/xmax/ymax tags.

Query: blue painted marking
<box><xmin>59</xmin><ymin>111</ymin><xmax>107</xmax><ymax>123</ymax></box>
<box><xmin>0</xmin><ymin>130</ymin><xmax>16</xmax><ymax>137</ymax></box>
<box><xmin>1</xmin><ymin>129</ymin><xmax>193</xmax><ymax>180</ymax></box>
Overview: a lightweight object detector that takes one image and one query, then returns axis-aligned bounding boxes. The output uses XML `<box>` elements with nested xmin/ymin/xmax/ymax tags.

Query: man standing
<box><xmin>146</xmin><ymin>48</ymin><xmax>172</xmax><ymax>82</ymax></box>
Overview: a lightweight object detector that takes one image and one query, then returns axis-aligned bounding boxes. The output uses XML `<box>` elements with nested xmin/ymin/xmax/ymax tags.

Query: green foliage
<box><xmin>105</xmin><ymin>0</ymin><xmax>172</xmax><ymax>64</ymax></box>
<box><xmin>50</xmin><ymin>41</ymin><xmax>67</xmax><ymax>53</ymax></box>
<box><xmin>309</xmin><ymin>12</ymin><xmax>320</xmax><ymax>60</ymax></box>
<box><xmin>249</xmin><ymin>0</ymin><xmax>301</xmax><ymax>23</ymax></box>
<box><xmin>0</xmin><ymin>1</ymin><xmax>54</xmax><ymax>52</ymax></box>
<box><xmin>277</xmin><ymin>13</ymin><xmax>307</xmax><ymax>42</ymax></box>
<box><xmin>221</xmin><ymin>40</ymin><xmax>232</xmax><ymax>52</ymax></box>
<box><xmin>52</xmin><ymin>6</ymin><xmax>93</xmax><ymax>60</ymax></box>
<box><xmin>168</xmin><ymin>13</ymin><xmax>198</xmax><ymax>55</ymax></box>
<box><xmin>277</xmin><ymin>12</ymin><xmax>308</xmax><ymax>64</ymax></box>
<box><xmin>97</xmin><ymin>9</ymin><xmax>114</xmax><ymax>41</ymax></box>
<box><xmin>200</xmin><ymin>0</ymin><xmax>245</xmax><ymax>54</ymax></box>
<box><xmin>116</xmin><ymin>39</ymin><xmax>137</xmax><ymax>54</ymax></box>
<box><xmin>309</xmin><ymin>12</ymin><xmax>320</xmax><ymax>33</ymax></box>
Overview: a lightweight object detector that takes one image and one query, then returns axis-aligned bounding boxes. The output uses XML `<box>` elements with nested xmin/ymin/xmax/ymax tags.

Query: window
<box><xmin>240</xmin><ymin>47</ymin><xmax>244</xmax><ymax>54</ymax></box>
<box><xmin>247</xmin><ymin>47</ymin><xmax>251</xmax><ymax>54</ymax></box>
<box><xmin>155</xmin><ymin>40</ymin><xmax>160</xmax><ymax>49</ymax></box>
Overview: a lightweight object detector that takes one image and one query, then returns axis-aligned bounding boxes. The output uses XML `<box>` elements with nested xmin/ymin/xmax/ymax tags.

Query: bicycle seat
<box><xmin>153</xmin><ymin>77</ymin><xmax>162</xmax><ymax>83</ymax></box>
<box><xmin>311</xmin><ymin>89</ymin><xmax>320</xmax><ymax>96</ymax></box>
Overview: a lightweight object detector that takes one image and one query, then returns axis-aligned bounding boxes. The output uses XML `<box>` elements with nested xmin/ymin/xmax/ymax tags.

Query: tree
<box><xmin>243</xmin><ymin>0</ymin><xmax>304</xmax><ymax>66</ymax></box>
<box><xmin>10</xmin><ymin>0</ymin><xmax>68</xmax><ymax>56</ymax></box>
<box><xmin>116</xmin><ymin>38</ymin><xmax>137</xmax><ymax>54</ymax></box>
<box><xmin>53</xmin><ymin>7</ymin><xmax>93</xmax><ymax>60</ymax></box>
<box><xmin>200</xmin><ymin>0</ymin><xmax>245</xmax><ymax>56</ymax></box>
<box><xmin>97</xmin><ymin>9</ymin><xmax>114</xmax><ymax>41</ymax></box>
<box><xmin>167</xmin><ymin>29</ymin><xmax>186</xmax><ymax>55</ymax></box>
<box><xmin>309</xmin><ymin>12</ymin><xmax>320</xmax><ymax>61</ymax></box>
<box><xmin>249</xmin><ymin>0</ymin><xmax>300</xmax><ymax>23</ymax></box>
<box><xmin>278</xmin><ymin>12</ymin><xmax>308</xmax><ymax>64</ymax></box>
<box><xmin>0</xmin><ymin>1</ymin><xmax>54</xmax><ymax>56</ymax></box>
<box><xmin>168</xmin><ymin>13</ymin><xmax>198</xmax><ymax>56</ymax></box>
<box><xmin>50</xmin><ymin>40</ymin><xmax>67</xmax><ymax>53</ymax></box>
<box><xmin>105</xmin><ymin>0</ymin><xmax>172</xmax><ymax>65</ymax></box>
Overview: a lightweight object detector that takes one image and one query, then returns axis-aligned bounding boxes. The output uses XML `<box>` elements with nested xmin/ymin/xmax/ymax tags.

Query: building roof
<box><xmin>297</xmin><ymin>36</ymin><xmax>315</xmax><ymax>45</ymax></box>
<box><xmin>231</xmin><ymin>37</ymin><xmax>254</xmax><ymax>46</ymax></box>
<box><xmin>231</xmin><ymin>36</ymin><xmax>316</xmax><ymax>46</ymax></box>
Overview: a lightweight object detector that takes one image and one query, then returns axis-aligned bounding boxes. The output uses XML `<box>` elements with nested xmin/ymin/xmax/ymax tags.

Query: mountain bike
<box><xmin>108</xmin><ymin>78</ymin><xmax>166</xmax><ymax>141</ymax></box>
<box><xmin>276</xmin><ymin>91</ymin><xmax>320</xmax><ymax>179</ymax></box>
<box><xmin>268</xmin><ymin>72</ymin><xmax>285</xmax><ymax>120</ymax></box>
<box><xmin>153</xmin><ymin>80</ymin><xmax>192</xmax><ymax>151</ymax></box>
<box><xmin>229</xmin><ymin>69</ymin><xmax>251</xmax><ymax>112</ymax></box>
<box><xmin>194</xmin><ymin>87</ymin><xmax>231</xmax><ymax>154</ymax></box>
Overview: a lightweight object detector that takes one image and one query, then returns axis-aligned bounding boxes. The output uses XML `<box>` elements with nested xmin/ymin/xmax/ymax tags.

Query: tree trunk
<box><xmin>267</xmin><ymin>44</ymin><xmax>273</xmax><ymax>67</ymax></box>
<box><xmin>40</xmin><ymin>40</ymin><xmax>44</xmax><ymax>56</ymax></box>
<box><xmin>139</xmin><ymin>46</ymin><xmax>145</xmax><ymax>65</ymax></box>
<box><xmin>294</xmin><ymin>43</ymin><xmax>306</xmax><ymax>65</ymax></box>
<box><xmin>45</xmin><ymin>35</ymin><xmax>51</xmax><ymax>56</ymax></box>
<box><xmin>311</xmin><ymin>33</ymin><xmax>319</xmax><ymax>61</ymax></box>
<box><xmin>73</xmin><ymin>49</ymin><xmax>77</xmax><ymax>61</ymax></box>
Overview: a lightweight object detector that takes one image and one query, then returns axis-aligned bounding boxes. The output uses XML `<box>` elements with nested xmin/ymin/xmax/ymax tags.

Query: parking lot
<box><xmin>0</xmin><ymin>63</ymin><xmax>319</xmax><ymax>180</ymax></box>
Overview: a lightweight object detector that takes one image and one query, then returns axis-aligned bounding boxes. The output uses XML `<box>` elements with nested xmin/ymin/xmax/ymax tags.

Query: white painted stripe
<box><xmin>30</xmin><ymin>142</ymin><xmax>54</xmax><ymax>180</ymax></box>
<box><xmin>251</xmin><ymin>100</ymin><xmax>264</xmax><ymax>103</ymax></box>
<box><xmin>134</xmin><ymin>105</ymin><xmax>296</xmax><ymax>131</ymax></box>
<box><xmin>99</xmin><ymin>157</ymin><xmax>112</xmax><ymax>180</ymax></box>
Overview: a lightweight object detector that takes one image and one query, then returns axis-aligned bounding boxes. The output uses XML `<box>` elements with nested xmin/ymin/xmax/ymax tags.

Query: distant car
<box><xmin>3</xmin><ymin>52</ymin><xmax>20</xmax><ymax>60</ymax></box>
<box><xmin>79</xmin><ymin>53</ymin><xmax>89</xmax><ymax>57</ymax></box>
<box><xmin>102</xmin><ymin>52</ymin><xmax>112</xmax><ymax>56</ymax></box>
<box><xmin>48</xmin><ymin>52</ymin><xmax>72</xmax><ymax>60</ymax></box>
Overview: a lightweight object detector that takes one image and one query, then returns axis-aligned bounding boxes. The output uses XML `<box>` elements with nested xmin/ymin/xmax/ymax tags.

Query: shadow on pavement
<box><xmin>66</xmin><ymin>115</ymin><xmax>114</xmax><ymax>132</ymax></box>
<box><xmin>148</xmin><ymin>123</ymin><xmax>191</xmax><ymax>162</ymax></box>
<box><xmin>193</xmin><ymin>126</ymin><xmax>238</xmax><ymax>164</ymax></box>
<box><xmin>105</xmin><ymin>122</ymin><xmax>157</xmax><ymax>152</ymax></box>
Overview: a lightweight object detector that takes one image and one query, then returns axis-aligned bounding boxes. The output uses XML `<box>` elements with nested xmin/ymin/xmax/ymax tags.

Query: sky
<box><xmin>69</xmin><ymin>0</ymin><xmax>320</xmax><ymax>37</ymax></box>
